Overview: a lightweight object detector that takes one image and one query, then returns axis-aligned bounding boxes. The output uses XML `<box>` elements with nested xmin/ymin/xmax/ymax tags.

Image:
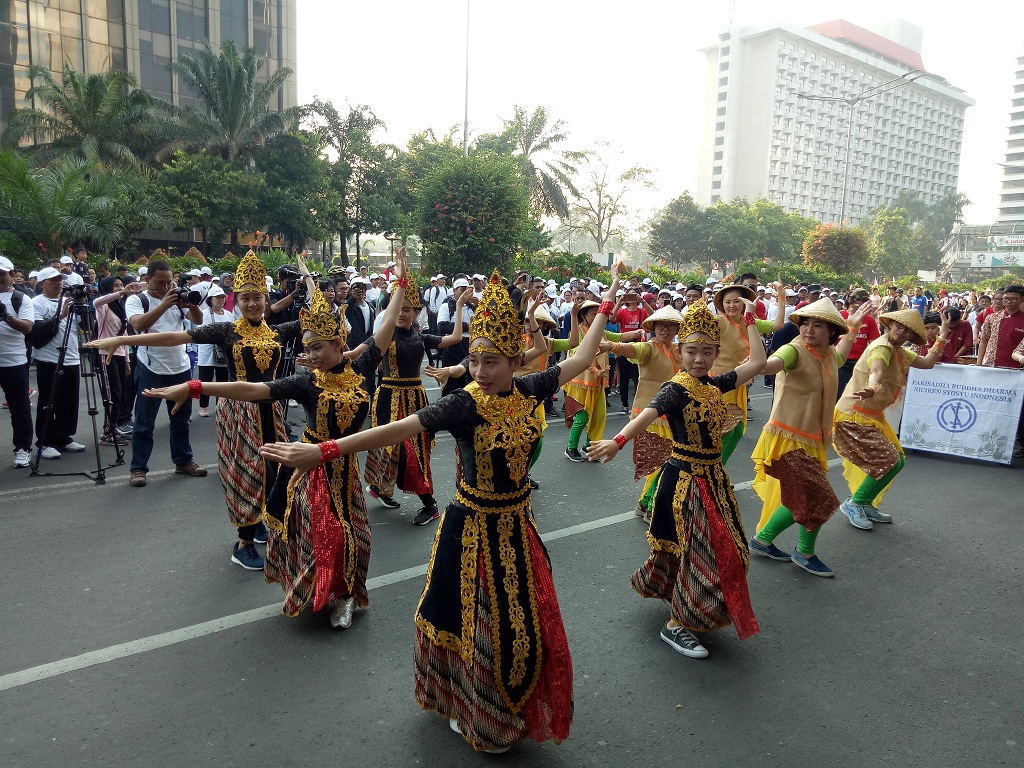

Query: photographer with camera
<box><xmin>267</xmin><ymin>265</ymin><xmax>305</xmax><ymax>327</ymax></box>
<box><xmin>30</xmin><ymin>268</ymin><xmax>84</xmax><ymax>459</ymax></box>
<box><xmin>0</xmin><ymin>255</ymin><xmax>37</xmax><ymax>467</ymax></box>
<box><xmin>124</xmin><ymin>259</ymin><xmax>207</xmax><ymax>487</ymax></box>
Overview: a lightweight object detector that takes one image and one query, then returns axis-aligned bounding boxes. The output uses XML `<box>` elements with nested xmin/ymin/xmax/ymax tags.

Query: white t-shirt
<box><xmin>0</xmin><ymin>289</ymin><xmax>36</xmax><ymax>367</ymax></box>
<box><xmin>125</xmin><ymin>292</ymin><xmax>190</xmax><ymax>375</ymax></box>
<box><xmin>197</xmin><ymin>307</ymin><xmax>231</xmax><ymax>367</ymax></box>
<box><xmin>437</xmin><ymin>300</ymin><xmax>473</xmax><ymax>328</ymax></box>
<box><xmin>31</xmin><ymin>294</ymin><xmax>80</xmax><ymax>365</ymax></box>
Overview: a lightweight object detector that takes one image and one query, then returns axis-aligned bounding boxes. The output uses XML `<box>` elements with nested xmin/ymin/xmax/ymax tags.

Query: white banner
<box><xmin>900</xmin><ymin>365</ymin><xmax>1023</xmax><ymax>465</ymax></box>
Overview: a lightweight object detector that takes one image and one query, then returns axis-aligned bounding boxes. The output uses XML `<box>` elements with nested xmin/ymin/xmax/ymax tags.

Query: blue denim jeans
<box><xmin>130</xmin><ymin>363</ymin><xmax>194</xmax><ymax>472</ymax></box>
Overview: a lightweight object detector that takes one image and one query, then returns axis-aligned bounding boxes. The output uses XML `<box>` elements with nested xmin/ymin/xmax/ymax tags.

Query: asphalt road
<box><xmin>1</xmin><ymin>372</ymin><xmax>1022</xmax><ymax>767</ymax></box>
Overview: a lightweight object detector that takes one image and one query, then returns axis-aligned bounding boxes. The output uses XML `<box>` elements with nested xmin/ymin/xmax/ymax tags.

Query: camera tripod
<box><xmin>29</xmin><ymin>294</ymin><xmax>125</xmax><ymax>483</ymax></box>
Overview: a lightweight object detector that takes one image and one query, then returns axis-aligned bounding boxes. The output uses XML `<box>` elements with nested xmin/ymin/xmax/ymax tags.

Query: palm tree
<box><xmin>0</xmin><ymin>65</ymin><xmax>159</xmax><ymax>171</ymax></box>
<box><xmin>166</xmin><ymin>40</ymin><xmax>297</xmax><ymax>163</ymax></box>
<box><xmin>502</xmin><ymin>105</ymin><xmax>588</xmax><ymax>220</ymax></box>
<box><xmin>0</xmin><ymin>150</ymin><xmax>173</xmax><ymax>257</ymax></box>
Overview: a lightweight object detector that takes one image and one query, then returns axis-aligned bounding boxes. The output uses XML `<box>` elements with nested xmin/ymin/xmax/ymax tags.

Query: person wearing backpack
<box><xmin>0</xmin><ymin>255</ymin><xmax>37</xmax><ymax>467</ymax></box>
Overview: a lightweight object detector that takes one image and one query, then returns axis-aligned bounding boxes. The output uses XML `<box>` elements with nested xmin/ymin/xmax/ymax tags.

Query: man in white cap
<box><xmin>471</xmin><ymin>273</ymin><xmax>486</xmax><ymax>298</ymax></box>
<box><xmin>30</xmin><ymin>266</ymin><xmax>85</xmax><ymax>459</ymax></box>
<box><xmin>422</xmin><ymin>274</ymin><xmax>452</xmax><ymax>361</ymax></box>
<box><xmin>365</xmin><ymin>274</ymin><xmax>383</xmax><ymax>305</ymax></box>
<box><xmin>0</xmin><ymin>255</ymin><xmax>37</xmax><ymax>466</ymax></box>
<box><xmin>199</xmin><ymin>266</ymin><xmax>213</xmax><ymax>283</ymax></box>
<box><xmin>184</xmin><ymin>268</ymin><xmax>202</xmax><ymax>286</ymax></box>
<box><xmin>124</xmin><ymin>257</ymin><xmax>207</xmax><ymax>486</ymax></box>
<box><xmin>436</xmin><ymin>277</ymin><xmax>476</xmax><ymax>394</ymax></box>
<box><xmin>59</xmin><ymin>255</ymin><xmax>84</xmax><ymax>286</ymax></box>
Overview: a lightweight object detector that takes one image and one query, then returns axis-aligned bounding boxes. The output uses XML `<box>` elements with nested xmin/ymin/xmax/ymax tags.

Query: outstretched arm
<box><xmin>260</xmin><ymin>413</ymin><xmax>426</xmax><ymax>472</ymax></box>
<box><xmin>142</xmin><ymin>380</ymin><xmax>272</xmax><ymax>415</ymax></box>
<box><xmin>732</xmin><ymin>298</ymin><xmax>769</xmax><ymax>386</ymax></box>
<box><xmin>586</xmin><ymin>407</ymin><xmax>660</xmax><ymax>463</ymax></box>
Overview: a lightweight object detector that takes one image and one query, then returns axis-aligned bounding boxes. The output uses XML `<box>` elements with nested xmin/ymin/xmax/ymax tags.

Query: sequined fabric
<box><xmin>632</xmin><ymin>429</ymin><xmax>672</xmax><ymax>481</ymax></box>
<box><xmin>764</xmin><ymin>449</ymin><xmax>839</xmax><ymax>531</ymax></box>
<box><xmin>833</xmin><ymin>419</ymin><xmax>900</xmax><ymax>479</ymax></box>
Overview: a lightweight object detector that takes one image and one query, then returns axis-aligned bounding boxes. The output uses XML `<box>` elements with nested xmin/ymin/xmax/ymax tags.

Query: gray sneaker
<box><xmin>864</xmin><ymin>505</ymin><xmax>893</xmax><ymax>524</ymax></box>
<box><xmin>660</xmin><ymin>623</ymin><xmax>709</xmax><ymax>659</ymax></box>
<box><xmin>840</xmin><ymin>498</ymin><xmax>873</xmax><ymax>530</ymax></box>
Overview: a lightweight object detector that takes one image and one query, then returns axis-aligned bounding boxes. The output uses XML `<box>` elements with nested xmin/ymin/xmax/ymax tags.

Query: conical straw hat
<box><xmin>712</xmin><ymin>284</ymin><xmax>757</xmax><ymax>313</ymax></box>
<box><xmin>532</xmin><ymin>303</ymin><xmax>558</xmax><ymax>329</ymax></box>
<box><xmin>789</xmin><ymin>297</ymin><xmax>848</xmax><ymax>333</ymax></box>
<box><xmin>642</xmin><ymin>305</ymin><xmax>684</xmax><ymax>332</ymax></box>
<box><xmin>880</xmin><ymin>308</ymin><xmax>928</xmax><ymax>347</ymax></box>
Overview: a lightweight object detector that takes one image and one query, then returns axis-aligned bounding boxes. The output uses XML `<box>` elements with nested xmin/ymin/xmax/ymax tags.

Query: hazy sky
<box><xmin>296</xmin><ymin>0</ymin><xmax>1024</xmax><ymax>229</ymax></box>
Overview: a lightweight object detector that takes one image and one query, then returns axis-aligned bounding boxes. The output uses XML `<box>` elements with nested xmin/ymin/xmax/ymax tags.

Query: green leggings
<box><xmin>851</xmin><ymin>455</ymin><xmax>906</xmax><ymax>506</ymax></box>
<box><xmin>639</xmin><ymin>469</ymin><xmax>662</xmax><ymax>513</ymax></box>
<box><xmin>721</xmin><ymin>422</ymin><xmax>745</xmax><ymax>465</ymax></box>
<box><xmin>529</xmin><ymin>437</ymin><xmax>543</xmax><ymax>470</ymax></box>
<box><xmin>568</xmin><ymin>411</ymin><xmax>588</xmax><ymax>451</ymax></box>
<box><xmin>756</xmin><ymin>505</ymin><xmax>819</xmax><ymax>556</ymax></box>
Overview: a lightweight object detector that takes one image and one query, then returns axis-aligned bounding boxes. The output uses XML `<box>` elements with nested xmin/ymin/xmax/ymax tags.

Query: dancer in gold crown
<box><xmin>261</xmin><ymin>264</ymin><xmax>627</xmax><ymax>753</ymax></box>
<box><xmin>587</xmin><ymin>298</ymin><xmax>766</xmax><ymax>660</ymax></box>
<box><xmin>363</xmin><ymin>273</ymin><xmax>470</xmax><ymax>525</ymax></box>
<box><xmin>88</xmin><ymin>251</ymin><xmax>301</xmax><ymax>572</ymax></box>
<box><xmin>140</xmin><ymin>254</ymin><xmax>407</xmax><ymax>628</ymax></box>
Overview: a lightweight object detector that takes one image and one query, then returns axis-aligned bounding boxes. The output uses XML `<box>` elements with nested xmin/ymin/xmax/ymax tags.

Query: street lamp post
<box><xmin>800</xmin><ymin>69</ymin><xmax>928</xmax><ymax>226</ymax></box>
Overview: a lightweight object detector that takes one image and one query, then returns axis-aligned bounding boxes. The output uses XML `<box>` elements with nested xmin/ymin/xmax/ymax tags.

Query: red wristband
<box><xmin>744</xmin><ymin>312</ymin><xmax>756</xmax><ymax>327</ymax></box>
<box><xmin>598</xmin><ymin>301</ymin><xmax>615</xmax><ymax>316</ymax></box>
<box><xmin>394</xmin><ymin>277</ymin><xmax>409</xmax><ymax>288</ymax></box>
<box><xmin>319</xmin><ymin>440</ymin><xmax>341</xmax><ymax>463</ymax></box>
<box><xmin>613</xmin><ymin>434</ymin><xmax>628</xmax><ymax>450</ymax></box>
<box><xmin>188</xmin><ymin>380</ymin><xmax>203</xmax><ymax>399</ymax></box>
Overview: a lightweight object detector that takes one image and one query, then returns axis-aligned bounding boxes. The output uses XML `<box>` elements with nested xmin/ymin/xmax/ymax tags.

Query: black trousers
<box><xmin>197</xmin><ymin>364</ymin><xmax>230</xmax><ymax>407</ymax></box>
<box><xmin>617</xmin><ymin>357</ymin><xmax>639</xmax><ymax>408</ymax></box>
<box><xmin>34</xmin><ymin>360</ymin><xmax>80</xmax><ymax>448</ymax></box>
<box><xmin>837</xmin><ymin>358</ymin><xmax>858</xmax><ymax>399</ymax></box>
<box><xmin>0</xmin><ymin>362</ymin><xmax>34</xmax><ymax>450</ymax></box>
<box><xmin>101</xmin><ymin>355</ymin><xmax>131</xmax><ymax>434</ymax></box>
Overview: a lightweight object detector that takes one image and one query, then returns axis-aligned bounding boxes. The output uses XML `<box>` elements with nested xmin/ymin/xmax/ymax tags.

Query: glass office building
<box><xmin>0</xmin><ymin>0</ymin><xmax>297</xmax><ymax>129</ymax></box>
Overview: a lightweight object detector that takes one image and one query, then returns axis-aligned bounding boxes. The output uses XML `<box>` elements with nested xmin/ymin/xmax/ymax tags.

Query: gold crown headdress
<box><xmin>404</xmin><ymin>274</ymin><xmax>421</xmax><ymax>309</ymax></box>
<box><xmin>234</xmin><ymin>250</ymin><xmax>268</xmax><ymax>294</ymax></box>
<box><xmin>469</xmin><ymin>269</ymin><xmax>525</xmax><ymax>358</ymax></box>
<box><xmin>679</xmin><ymin>300</ymin><xmax>720</xmax><ymax>344</ymax></box>
<box><xmin>300</xmin><ymin>287</ymin><xmax>345</xmax><ymax>345</ymax></box>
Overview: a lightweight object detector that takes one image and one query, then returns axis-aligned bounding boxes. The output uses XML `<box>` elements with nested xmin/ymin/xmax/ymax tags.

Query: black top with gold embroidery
<box><xmin>267</xmin><ymin>338</ymin><xmax>381</xmax><ymax>442</ymax></box>
<box><xmin>189</xmin><ymin>319</ymin><xmax>301</xmax><ymax>383</ymax></box>
<box><xmin>382</xmin><ymin>327</ymin><xmax>442</xmax><ymax>380</ymax></box>
<box><xmin>649</xmin><ymin>371</ymin><xmax>737</xmax><ymax>466</ymax></box>
<box><xmin>417</xmin><ymin>365</ymin><xmax>561</xmax><ymax>492</ymax></box>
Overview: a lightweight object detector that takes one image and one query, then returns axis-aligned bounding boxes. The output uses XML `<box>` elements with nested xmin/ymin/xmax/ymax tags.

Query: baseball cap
<box><xmin>0</xmin><ymin>255</ymin><xmax>14</xmax><ymax>272</ymax></box>
<box><xmin>345</xmin><ymin>266</ymin><xmax>356</xmax><ymax>274</ymax></box>
<box><xmin>59</xmin><ymin>255</ymin><xmax>74</xmax><ymax>264</ymax></box>
<box><xmin>37</xmin><ymin>266</ymin><xmax>61</xmax><ymax>281</ymax></box>
<box><xmin>452</xmin><ymin>278</ymin><xmax>470</xmax><ymax>289</ymax></box>
<box><xmin>386</xmin><ymin>261</ymin><xmax>396</xmax><ymax>267</ymax></box>
<box><xmin>200</xmin><ymin>266</ymin><xmax>212</xmax><ymax>275</ymax></box>
<box><xmin>706</xmin><ymin>277</ymin><xmax>716</xmax><ymax>285</ymax></box>
<box><xmin>206</xmin><ymin>285</ymin><xmax>226</xmax><ymax>298</ymax></box>
<box><xmin>186</xmin><ymin>268</ymin><xmax>201</xmax><ymax>277</ymax></box>
<box><xmin>138</xmin><ymin>266</ymin><xmax>148</xmax><ymax>275</ymax></box>
<box><xmin>435</xmin><ymin>273</ymin><xmax>446</xmax><ymax>280</ymax></box>
<box><xmin>472</xmin><ymin>273</ymin><xmax>485</xmax><ymax>280</ymax></box>
<box><xmin>29</xmin><ymin>270</ymin><xmax>38</xmax><ymax>279</ymax></box>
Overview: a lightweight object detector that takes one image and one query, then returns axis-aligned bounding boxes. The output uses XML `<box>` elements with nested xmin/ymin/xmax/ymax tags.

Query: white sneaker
<box><xmin>61</xmin><ymin>441</ymin><xmax>86</xmax><ymax>453</ymax></box>
<box><xmin>329</xmin><ymin>597</ymin><xmax>355</xmax><ymax>629</ymax></box>
<box><xmin>13</xmin><ymin>449</ymin><xmax>30</xmax><ymax>468</ymax></box>
<box><xmin>38</xmin><ymin>446</ymin><xmax>61</xmax><ymax>460</ymax></box>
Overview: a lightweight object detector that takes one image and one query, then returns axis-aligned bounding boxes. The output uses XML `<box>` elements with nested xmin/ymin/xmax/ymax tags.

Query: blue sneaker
<box><xmin>749</xmin><ymin>537</ymin><xmax>791</xmax><ymax>561</ymax></box>
<box><xmin>252</xmin><ymin>522</ymin><xmax>268</xmax><ymax>545</ymax></box>
<box><xmin>791</xmin><ymin>550</ymin><xmax>834</xmax><ymax>578</ymax></box>
<box><xmin>840</xmin><ymin>498</ymin><xmax>873</xmax><ymax>530</ymax></box>
<box><xmin>231</xmin><ymin>542</ymin><xmax>264</xmax><ymax>571</ymax></box>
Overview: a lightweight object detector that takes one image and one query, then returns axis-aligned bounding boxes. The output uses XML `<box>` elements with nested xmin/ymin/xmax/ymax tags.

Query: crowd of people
<box><xmin>2</xmin><ymin>246</ymin><xmax>1024</xmax><ymax>754</ymax></box>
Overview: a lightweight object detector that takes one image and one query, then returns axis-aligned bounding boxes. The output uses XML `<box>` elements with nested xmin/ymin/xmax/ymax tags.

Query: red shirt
<box><xmin>943</xmin><ymin>321</ymin><xmax>974</xmax><ymax>362</ymax></box>
<box><xmin>840</xmin><ymin>311</ymin><xmax>880</xmax><ymax>360</ymax></box>
<box><xmin>994</xmin><ymin>310</ymin><xmax>1024</xmax><ymax>368</ymax></box>
<box><xmin>615</xmin><ymin>306</ymin><xmax>647</xmax><ymax>335</ymax></box>
<box><xmin>755</xmin><ymin>298</ymin><xmax>768</xmax><ymax>320</ymax></box>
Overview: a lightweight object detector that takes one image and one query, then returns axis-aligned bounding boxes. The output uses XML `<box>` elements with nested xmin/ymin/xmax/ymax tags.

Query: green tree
<box><xmin>156</xmin><ymin>150</ymin><xmax>261</xmax><ymax>254</ymax></box>
<box><xmin>1</xmin><ymin>65</ymin><xmax>161</xmax><ymax>171</ymax></box>
<box><xmin>167</xmin><ymin>40</ymin><xmax>297</xmax><ymax>162</ymax></box>
<box><xmin>0</xmin><ymin>150</ymin><xmax>173</xmax><ymax>260</ymax></box>
<box><xmin>415</xmin><ymin>153</ymin><xmax>531</xmax><ymax>276</ymax></box>
<box><xmin>868</xmin><ymin>208</ymin><xmax>916</xmax><ymax>277</ymax></box>
<box><xmin>802</xmin><ymin>223</ymin><xmax>870</xmax><ymax>275</ymax></box>
<box><xmin>748</xmin><ymin>198</ymin><xmax>816</xmax><ymax>264</ymax></box>
<box><xmin>647</xmin><ymin>191</ymin><xmax>710</xmax><ymax>268</ymax></box>
<box><xmin>482</xmin><ymin>105</ymin><xmax>587</xmax><ymax>219</ymax></box>
<box><xmin>704</xmin><ymin>200</ymin><xmax>764</xmax><ymax>271</ymax></box>
<box><xmin>254</xmin><ymin>133</ymin><xmax>333</xmax><ymax>253</ymax></box>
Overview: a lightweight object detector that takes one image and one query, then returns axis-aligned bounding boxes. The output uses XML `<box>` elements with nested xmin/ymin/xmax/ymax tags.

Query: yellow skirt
<box><xmin>564</xmin><ymin>383</ymin><xmax>607</xmax><ymax>443</ymax></box>
<box><xmin>833</xmin><ymin>410</ymin><xmax>902</xmax><ymax>505</ymax></box>
<box><xmin>751</xmin><ymin>431</ymin><xmax>829</xmax><ymax>531</ymax></box>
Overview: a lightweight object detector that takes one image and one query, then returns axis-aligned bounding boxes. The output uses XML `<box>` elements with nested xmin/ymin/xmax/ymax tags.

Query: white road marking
<box><xmin>0</xmin><ymin>458</ymin><xmax>845</xmax><ymax>692</ymax></box>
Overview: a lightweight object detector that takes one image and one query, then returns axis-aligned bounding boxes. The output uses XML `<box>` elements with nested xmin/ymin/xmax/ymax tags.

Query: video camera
<box><xmin>278</xmin><ymin>266</ymin><xmax>307</xmax><ymax>299</ymax></box>
<box><xmin>61</xmin><ymin>280</ymin><xmax>92</xmax><ymax>306</ymax></box>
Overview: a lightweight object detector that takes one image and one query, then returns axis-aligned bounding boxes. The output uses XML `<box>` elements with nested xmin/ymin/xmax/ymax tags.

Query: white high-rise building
<box><xmin>996</xmin><ymin>52</ymin><xmax>1024</xmax><ymax>223</ymax></box>
<box><xmin>696</xmin><ymin>19</ymin><xmax>974</xmax><ymax>226</ymax></box>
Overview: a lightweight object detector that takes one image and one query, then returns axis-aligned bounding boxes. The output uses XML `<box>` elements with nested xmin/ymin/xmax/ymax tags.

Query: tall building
<box><xmin>0</xmin><ymin>0</ymin><xmax>298</xmax><ymax>129</ymax></box>
<box><xmin>696</xmin><ymin>19</ymin><xmax>974</xmax><ymax>226</ymax></box>
<box><xmin>996</xmin><ymin>51</ymin><xmax>1024</xmax><ymax>223</ymax></box>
